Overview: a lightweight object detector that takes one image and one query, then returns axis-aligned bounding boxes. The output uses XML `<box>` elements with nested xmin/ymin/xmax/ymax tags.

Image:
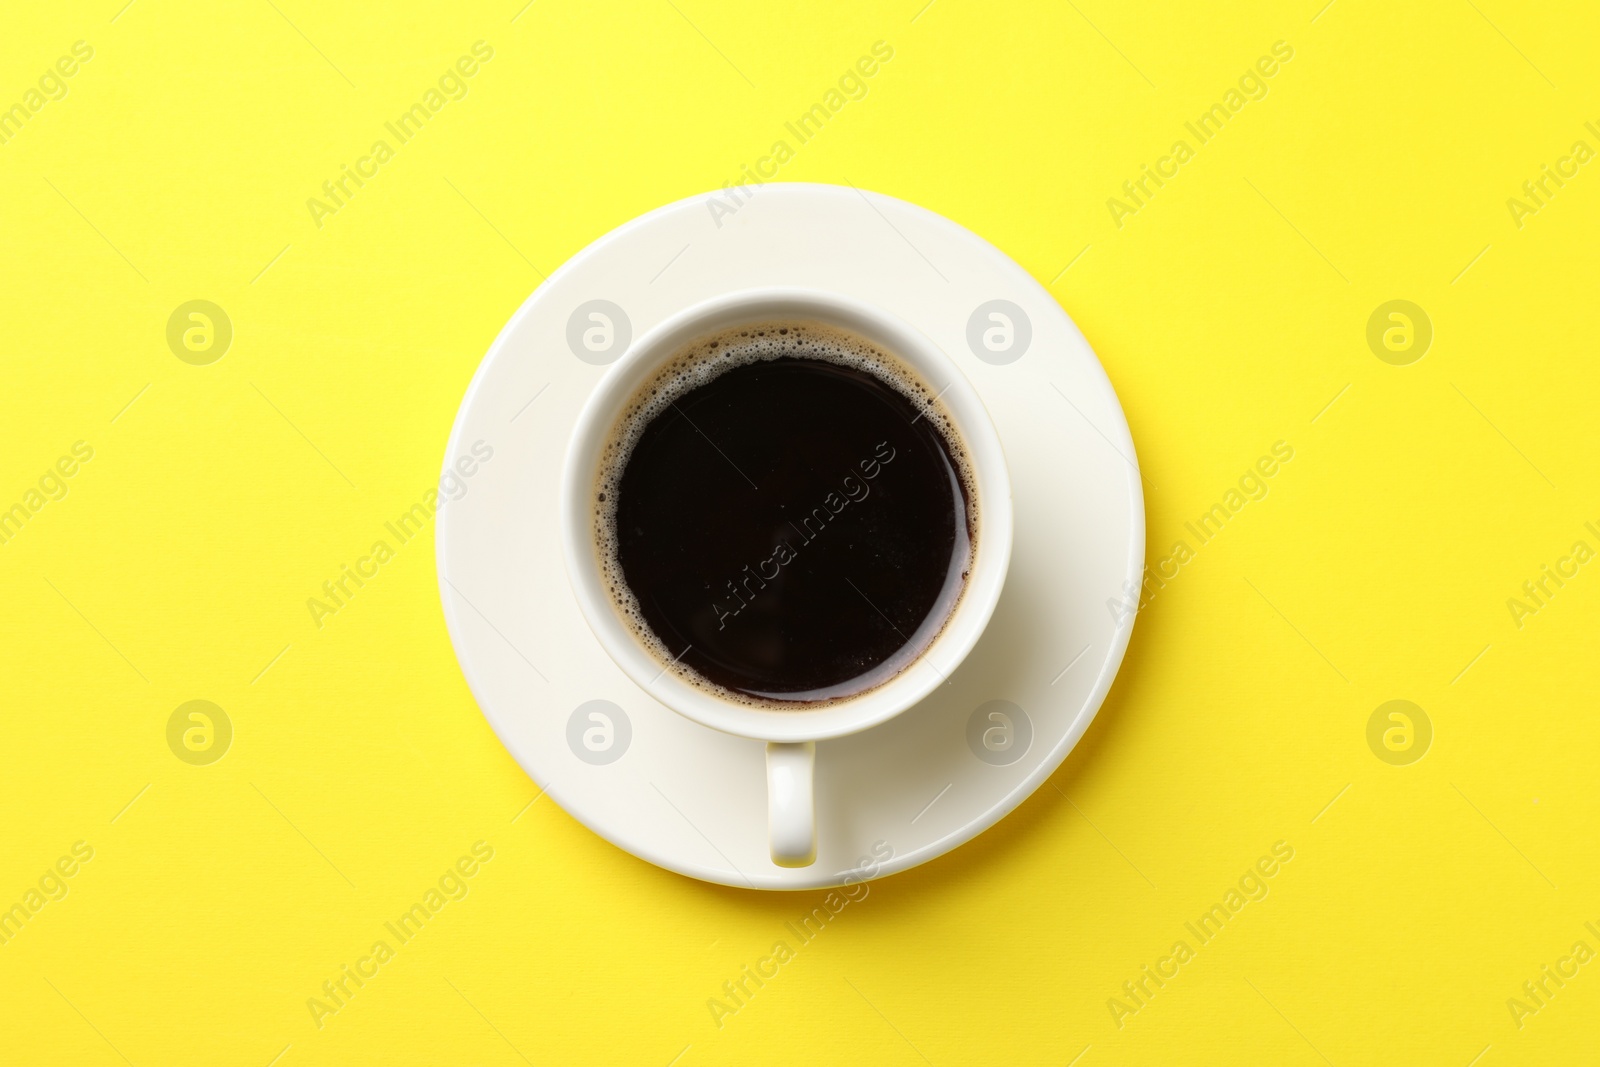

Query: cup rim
<box><xmin>560</xmin><ymin>286</ymin><xmax>1013</xmax><ymax>742</ymax></box>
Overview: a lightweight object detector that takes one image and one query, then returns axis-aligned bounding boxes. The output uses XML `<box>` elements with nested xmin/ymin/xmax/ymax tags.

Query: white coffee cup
<box><xmin>560</xmin><ymin>288</ymin><xmax>1013</xmax><ymax>867</ymax></box>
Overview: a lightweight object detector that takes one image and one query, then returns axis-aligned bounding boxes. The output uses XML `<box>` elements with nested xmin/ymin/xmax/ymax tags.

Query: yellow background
<box><xmin>3</xmin><ymin>0</ymin><xmax>1597</xmax><ymax>1063</ymax></box>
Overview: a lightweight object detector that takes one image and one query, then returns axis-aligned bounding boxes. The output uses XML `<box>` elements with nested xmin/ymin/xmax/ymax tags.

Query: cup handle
<box><xmin>766</xmin><ymin>741</ymin><xmax>816</xmax><ymax>867</ymax></box>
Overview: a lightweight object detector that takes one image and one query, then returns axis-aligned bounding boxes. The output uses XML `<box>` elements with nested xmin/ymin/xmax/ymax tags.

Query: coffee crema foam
<box><xmin>593</xmin><ymin>320</ymin><xmax>978</xmax><ymax>708</ymax></box>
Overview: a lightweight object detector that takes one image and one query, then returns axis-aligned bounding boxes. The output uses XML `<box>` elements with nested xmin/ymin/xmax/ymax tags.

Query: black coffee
<box><xmin>595</xmin><ymin>323</ymin><xmax>974</xmax><ymax>705</ymax></box>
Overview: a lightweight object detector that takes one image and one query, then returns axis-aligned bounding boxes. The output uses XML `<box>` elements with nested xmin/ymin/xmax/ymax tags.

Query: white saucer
<box><xmin>437</xmin><ymin>183</ymin><xmax>1144</xmax><ymax>890</ymax></box>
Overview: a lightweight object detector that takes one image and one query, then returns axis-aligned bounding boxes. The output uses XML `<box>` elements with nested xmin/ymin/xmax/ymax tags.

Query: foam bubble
<box><xmin>592</xmin><ymin>320</ymin><xmax>977</xmax><ymax>708</ymax></box>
